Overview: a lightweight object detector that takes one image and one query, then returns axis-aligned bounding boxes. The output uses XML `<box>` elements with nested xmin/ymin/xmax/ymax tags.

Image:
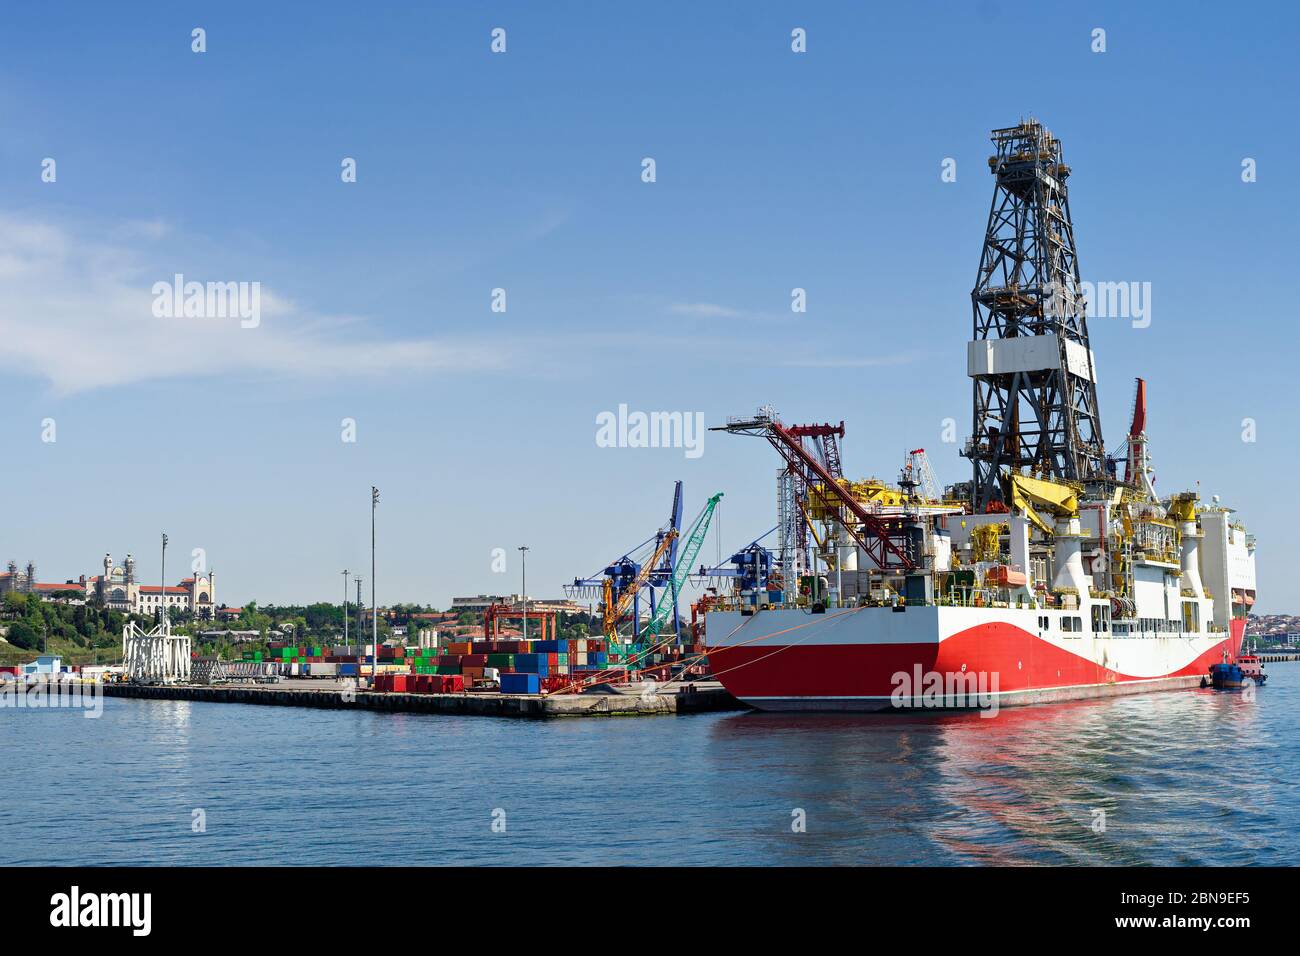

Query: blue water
<box><xmin>3</xmin><ymin>666</ymin><xmax>1298</xmax><ymax>865</ymax></box>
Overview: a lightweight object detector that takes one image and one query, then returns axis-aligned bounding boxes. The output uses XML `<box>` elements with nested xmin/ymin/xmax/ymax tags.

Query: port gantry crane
<box><xmin>567</xmin><ymin>481</ymin><xmax>687</xmax><ymax>659</ymax></box>
<box><xmin>643</xmin><ymin>492</ymin><xmax>723</xmax><ymax>638</ymax></box>
<box><xmin>601</xmin><ymin>530</ymin><xmax>677</xmax><ymax>662</ymax></box>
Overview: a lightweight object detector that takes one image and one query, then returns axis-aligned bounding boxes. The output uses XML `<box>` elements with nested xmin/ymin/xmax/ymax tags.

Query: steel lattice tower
<box><xmin>965</xmin><ymin>120</ymin><xmax>1106</xmax><ymax>510</ymax></box>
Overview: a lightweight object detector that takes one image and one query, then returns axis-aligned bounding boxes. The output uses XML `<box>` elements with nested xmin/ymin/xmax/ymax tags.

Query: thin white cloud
<box><xmin>669</xmin><ymin>302</ymin><xmax>746</xmax><ymax>319</ymax></box>
<box><xmin>109</xmin><ymin>219</ymin><xmax>171</xmax><ymax>242</ymax></box>
<box><xmin>781</xmin><ymin>353</ymin><xmax>922</xmax><ymax>368</ymax></box>
<box><xmin>0</xmin><ymin>211</ymin><xmax>510</xmax><ymax>395</ymax></box>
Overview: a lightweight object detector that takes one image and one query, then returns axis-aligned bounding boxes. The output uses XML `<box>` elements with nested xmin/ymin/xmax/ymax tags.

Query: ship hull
<box><xmin>704</xmin><ymin>606</ymin><xmax>1247</xmax><ymax>712</ymax></box>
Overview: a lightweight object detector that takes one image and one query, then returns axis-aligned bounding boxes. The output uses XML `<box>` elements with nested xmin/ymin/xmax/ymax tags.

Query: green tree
<box><xmin>5</xmin><ymin>619</ymin><xmax>40</xmax><ymax>651</ymax></box>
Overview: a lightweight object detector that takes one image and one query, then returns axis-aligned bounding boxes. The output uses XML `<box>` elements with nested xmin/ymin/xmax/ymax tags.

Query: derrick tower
<box><xmin>965</xmin><ymin>119</ymin><xmax>1106</xmax><ymax>510</ymax></box>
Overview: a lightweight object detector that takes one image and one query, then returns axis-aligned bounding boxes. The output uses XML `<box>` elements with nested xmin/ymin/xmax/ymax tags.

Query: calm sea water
<box><xmin>3</xmin><ymin>665</ymin><xmax>1298</xmax><ymax>866</ymax></box>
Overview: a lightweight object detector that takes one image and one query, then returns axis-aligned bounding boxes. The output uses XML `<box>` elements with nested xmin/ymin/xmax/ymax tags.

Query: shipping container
<box><xmin>513</xmin><ymin>654</ymin><xmax>549</xmax><ymax>675</ymax></box>
<box><xmin>500</xmin><ymin>672</ymin><xmax>540</xmax><ymax>695</ymax></box>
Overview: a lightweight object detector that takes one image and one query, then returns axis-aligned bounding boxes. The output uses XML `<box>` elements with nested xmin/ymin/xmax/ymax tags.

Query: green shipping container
<box><xmin>487</xmin><ymin>654</ymin><xmax>514</xmax><ymax>669</ymax></box>
<box><xmin>434</xmin><ymin>664</ymin><xmax>461</xmax><ymax>675</ymax></box>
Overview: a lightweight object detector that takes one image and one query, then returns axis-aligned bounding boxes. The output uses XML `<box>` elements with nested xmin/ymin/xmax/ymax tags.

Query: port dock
<box><xmin>102</xmin><ymin>679</ymin><xmax>746</xmax><ymax>719</ymax></box>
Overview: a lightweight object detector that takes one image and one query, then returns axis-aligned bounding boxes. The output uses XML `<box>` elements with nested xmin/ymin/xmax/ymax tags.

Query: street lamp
<box><xmin>160</xmin><ymin>533</ymin><xmax>168</xmax><ymax>628</ymax></box>
<box><xmin>371</xmin><ymin>487</ymin><xmax>379</xmax><ymax>684</ymax></box>
<box><xmin>355</xmin><ymin>577</ymin><xmax>364</xmax><ymax>655</ymax></box>
<box><xmin>518</xmin><ymin>546</ymin><xmax>529</xmax><ymax>641</ymax></box>
<box><xmin>342</xmin><ymin>569</ymin><xmax>350</xmax><ymax>649</ymax></box>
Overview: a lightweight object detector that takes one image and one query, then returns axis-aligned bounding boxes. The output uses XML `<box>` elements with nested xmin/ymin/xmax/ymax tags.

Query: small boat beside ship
<box><xmin>1206</xmin><ymin>654</ymin><xmax>1266</xmax><ymax>690</ymax></box>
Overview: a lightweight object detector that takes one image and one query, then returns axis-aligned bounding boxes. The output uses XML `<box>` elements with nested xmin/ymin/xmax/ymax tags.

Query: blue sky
<box><xmin>1</xmin><ymin>2</ymin><xmax>1296</xmax><ymax>612</ymax></box>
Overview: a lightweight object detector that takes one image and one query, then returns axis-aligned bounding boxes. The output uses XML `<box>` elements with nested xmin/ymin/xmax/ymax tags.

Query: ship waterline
<box><xmin>705</xmin><ymin>607</ymin><xmax>1247</xmax><ymax>712</ymax></box>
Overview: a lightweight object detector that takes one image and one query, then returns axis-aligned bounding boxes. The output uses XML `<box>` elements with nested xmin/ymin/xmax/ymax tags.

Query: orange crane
<box><xmin>603</xmin><ymin>529</ymin><xmax>677</xmax><ymax>660</ymax></box>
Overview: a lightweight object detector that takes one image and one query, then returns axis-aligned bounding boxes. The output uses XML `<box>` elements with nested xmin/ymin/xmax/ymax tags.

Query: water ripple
<box><xmin>2</xmin><ymin>666</ymin><xmax>1297</xmax><ymax>865</ymax></box>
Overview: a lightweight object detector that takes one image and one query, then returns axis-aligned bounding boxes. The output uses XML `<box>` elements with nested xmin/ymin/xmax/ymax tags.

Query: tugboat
<box><xmin>1205</xmin><ymin>653</ymin><xmax>1267</xmax><ymax>689</ymax></box>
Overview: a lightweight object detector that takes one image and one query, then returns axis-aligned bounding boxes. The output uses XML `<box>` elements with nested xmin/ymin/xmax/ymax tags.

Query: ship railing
<box><xmin>935</xmin><ymin>588</ymin><xmax>1020</xmax><ymax>610</ymax></box>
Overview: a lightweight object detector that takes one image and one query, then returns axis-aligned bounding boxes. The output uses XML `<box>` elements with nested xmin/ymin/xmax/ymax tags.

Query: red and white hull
<box><xmin>705</xmin><ymin>606</ymin><xmax>1246</xmax><ymax>712</ymax></box>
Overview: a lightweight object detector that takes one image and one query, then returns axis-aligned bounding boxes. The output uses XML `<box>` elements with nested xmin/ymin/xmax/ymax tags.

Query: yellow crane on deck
<box><xmin>1002</xmin><ymin>473</ymin><xmax>1080</xmax><ymax>535</ymax></box>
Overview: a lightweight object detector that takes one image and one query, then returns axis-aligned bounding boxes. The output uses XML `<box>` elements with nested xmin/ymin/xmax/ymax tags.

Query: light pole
<box><xmin>518</xmin><ymin>546</ymin><xmax>529</xmax><ymax>641</ymax></box>
<box><xmin>355</xmin><ymin>577</ymin><xmax>364</xmax><ymax>654</ymax></box>
<box><xmin>160</xmin><ymin>532</ymin><xmax>168</xmax><ymax>628</ymax></box>
<box><xmin>342</xmin><ymin>569</ymin><xmax>350</xmax><ymax>649</ymax></box>
<box><xmin>371</xmin><ymin>487</ymin><xmax>379</xmax><ymax>684</ymax></box>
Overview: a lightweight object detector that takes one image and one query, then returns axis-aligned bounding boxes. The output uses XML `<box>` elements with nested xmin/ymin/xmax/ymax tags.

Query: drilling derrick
<box><xmin>965</xmin><ymin>119</ymin><xmax>1106</xmax><ymax>510</ymax></box>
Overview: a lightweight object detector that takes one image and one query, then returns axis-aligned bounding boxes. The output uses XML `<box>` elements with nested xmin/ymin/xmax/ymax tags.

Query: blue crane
<box><xmin>566</xmin><ymin>481</ymin><xmax>684</xmax><ymax>643</ymax></box>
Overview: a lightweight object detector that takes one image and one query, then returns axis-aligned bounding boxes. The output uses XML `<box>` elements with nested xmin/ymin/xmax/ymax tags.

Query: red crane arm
<box><xmin>767</xmin><ymin>423</ymin><xmax>916</xmax><ymax>572</ymax></box>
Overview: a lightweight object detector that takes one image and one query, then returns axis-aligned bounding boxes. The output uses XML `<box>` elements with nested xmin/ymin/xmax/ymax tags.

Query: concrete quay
<box><xmin>101</xmin><ymin>679</ymin><xmax>747</xmax><ymax>719</ymax></box>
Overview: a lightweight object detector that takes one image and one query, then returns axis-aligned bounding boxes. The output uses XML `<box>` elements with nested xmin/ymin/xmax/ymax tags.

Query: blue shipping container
<box><xmin>501</xmin><ymin>672</ymin><xmax>540</xmax><ymax>695</ymax></box>
<box><xmin>339</xmin><ymin>663</ymin><xmax>358</xmax><ymax>675</ymax></box>
<box><xmin>513</xmin><ymin>654</ymin><xmax>550</xmax><ymax>675</ymax></box>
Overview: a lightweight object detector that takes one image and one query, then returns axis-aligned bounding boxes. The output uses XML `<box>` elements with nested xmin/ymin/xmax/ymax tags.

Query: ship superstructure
<box><xmin>700</xmin><ymin>120</ymin><xmax>1256</xmax><ymax>711</ymax></box>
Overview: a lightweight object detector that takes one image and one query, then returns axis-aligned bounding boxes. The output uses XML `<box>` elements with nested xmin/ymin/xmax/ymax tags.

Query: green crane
<box><xmin>644</xmin><ymin>492</ymin><xmax>723</xmax><ymax>640</ymax></box>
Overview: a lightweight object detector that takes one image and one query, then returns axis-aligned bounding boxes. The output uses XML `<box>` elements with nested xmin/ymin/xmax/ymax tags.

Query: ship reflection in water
<box><xmin>704</xmin><ymin>676</ymin><xmax>1281</xmax><ymax>865</ymax></box>
<box><xmin>1</xmin><ymin>667</ymin><xmax>1292</xmax><ymax>866</ymax></box>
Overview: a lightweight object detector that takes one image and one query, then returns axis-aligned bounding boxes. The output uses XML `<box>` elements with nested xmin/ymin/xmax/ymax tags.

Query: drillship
<box><xmin>701</xmin><ymin>120</ymin><xmax>1257</xmax><ymax>711</ymax></box>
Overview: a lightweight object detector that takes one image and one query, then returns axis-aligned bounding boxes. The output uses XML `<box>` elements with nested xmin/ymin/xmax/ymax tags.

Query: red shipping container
<box><xmin>444</xmin><ymin>674</ymin><xmax>465</xmax><ymax>693</ymax></box>
<box><xmin>390</xmin><ymin>674</ymin><xmax>409</xmax><ymax>693</ymax></box>
<box><xmin>462</xmin><ymin>653</ymin><xmax>489</xmax><ymax>666</ymax></box>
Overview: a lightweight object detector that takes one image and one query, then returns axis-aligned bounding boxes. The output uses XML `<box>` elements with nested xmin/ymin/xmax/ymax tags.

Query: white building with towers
<box><xmin>88</xmin><ymin>553</ymin><xmax>217</xmax><ymax>619</ymax></box>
